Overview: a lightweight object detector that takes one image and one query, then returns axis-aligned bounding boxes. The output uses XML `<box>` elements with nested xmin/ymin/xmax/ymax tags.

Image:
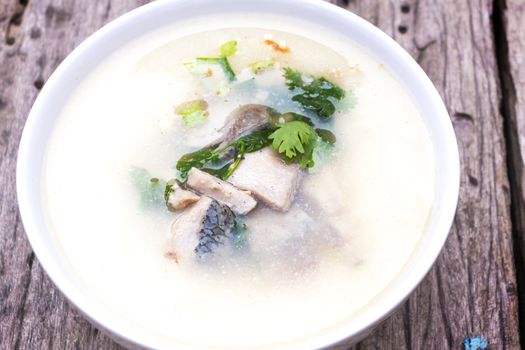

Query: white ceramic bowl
<box><xmin>17</xmin><ymin>0</ymin><xmax>460</xmax><ymax>349</ymax></box>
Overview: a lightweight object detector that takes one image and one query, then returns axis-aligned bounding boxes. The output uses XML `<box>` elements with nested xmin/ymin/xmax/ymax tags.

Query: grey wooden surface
<box><xmin>1</xmin><ymin>0</ymin><xmax>524</xmax><ymax>349</ymax></box>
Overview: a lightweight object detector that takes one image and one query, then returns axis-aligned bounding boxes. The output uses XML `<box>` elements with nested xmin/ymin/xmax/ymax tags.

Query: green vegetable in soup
<box><xmin>315</xmin><ymin>128</ymin><xmax>336</xmax><ymax>144</ymax></box>
<box><xmin>176</xmin><ymin>128</ymin><xmax>273</xmax><ymax>180</ymax></box>
<box><xmin>221</xmin><ymin>128</ymin><xmax>274</xmax><ymax>178</ymax></box>
<box><xmin>175</xmin><ymin>99</ymin><xmax>209</xmax><ymax>127</ymax></box>
<box><xmin>283</xmin><ymin>68</ymin><xmax>345</xmax><ymax>119</ymax></box>
<box><xmin>232</xmin><ymin>216</ymin><xmax>250</xmax><ymax>250</ymax></box>
<box><xmin>270</xmin><ymin>112</ymin><xmax>336</xmax><ymax>143</ymax></box>
<box><xmin>176</xmin><ymin>147</ymin><xmax>220</xmax><ymax>180</ymax></box>
<box><xmin>176</xmin><ymin>102</ymin><xmax>338</xmax><ymax>179</ymax></box>
<box><xmin>183</xmin><ymin>61</ymin><xmax>212</xmax><ymax>79</ymax></box>
<box><xmin>269</xmin><ymin>120</ymin><xmax>318</xmax><ymax>169</ymax></box>
<box><xmin>232</xmin><ymin>128</ymin><xmax>275</xmax><ymax>153</ymax></box>
<box><xmin>309</xmin><ymin>137</ymin><xmax>337</xmax><ymax>174</ymax></box>
<box><xmin>268</xmin><ymin>111</ymin><xmax>314</xmax><ymax>128</ymax></box>
<box><xmin>195</xmin><ymin>40</ymin><xmax>238</xmax><ymax>81</ymax></box>
<box><xmin>164</xmin><ymin>179</ymin><xmax>177</xmax><ymax>202</ymax></box>
<box><xmin>219</xmin><ymin>40</ymin><xmax>237</xmax><ymax>57</ymax></box>
<box><xmin>250</xmin><ymin>58</ymin><xmax>275</xmax><ymax>74</ymax></box>
<box><xmin>130</xmin><ymin>167</ymin><xmax>167</xmax><ymax>209</ymax></box>
<box><xmin>196</xmin><ymin>57</ymin><xmax>236</xmax><ymax>82</ymax></box>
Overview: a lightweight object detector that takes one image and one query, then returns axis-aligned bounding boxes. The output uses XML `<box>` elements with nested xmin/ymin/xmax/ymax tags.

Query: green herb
<box><xmin>283</xmin><ymin>68</ymin><xmax>345</xmax><ymax>119</ymax></box>
<box><xmin>268</xmin><ymin>112</ymin><xmax>336</xmax><ymax>167</ymax></box>
<box><xmin>269</xmin><ymin>121</ymin><xmax>317</xmax><ymax>158</ymax></box>
<box><xmin>195</xmin><ymin>40</ymin><xmax>238</xmax><ymax>81</ymax></box>
<box><xmin>164</xmin><ymin>179</ymin><xmax>177</xmax><ymax>202</ymax></box>
<box><xmin>216</xmin><ymin>80</ymin><xmax>231</xmax><ymax>96</ymax></box>
<box><xmin>176</xmin><ymin>147</ymin><xmax>219</xmax><ymax>180</ymax></box>
<box><xmin>250</xmin><ymin>58</ymin><xmax>275</xmax><ymax>74</ymax></box>
<box><xmin>196</xmin><ymin>57</ymin><xmax>236</xmax><ymax>82</ymax></box>
<box><xmin>176</xmin><ymin>100</ymin><xmax>207</xmax><ymax>115</ymax></box>
<box><xmin>233</xmin><ymin>128</ymin><xmax>275</xmax><ymax>153</ymax></box>
<box><xmin>183</xmin><ymin>61</ymin><xmax>211</xmax><ymax>79</ymax></box>
<box><xmin>176</xmin><ymin>128</ymin><xmax>273</xmax><ymax>180</ymax></box>
<box><xmin>220</xmin><ymin>40</ymin><xmax>237</xmax><ymax>57</ymax></box>
<box><xmin>232</xmin><ymin>216</ymin><xmax>249</xmax><ymax>249</ymax></box>
<box><xmin>310</xmin><ymin>137</ymin><xmax>336</xmax><ymax>174</ymax></box>
<box><xmin>176</xmin><ymin>107</ymin><xmax>336</xmax><ymax>177</ymax></box>
<box><xmin>175</xmin><ymin>100</ymin><xmax>209</xmax><ymax>127</ymax></box>
<box><xmin>315</xmin><ymin>128</ymin><xmax>336</xmax><ymax>144</ymax></box>
<box><xmin>230</xmin><ymin>78</ymin><xmax>256</xmax><ymax>99</ymax></box>
<box><xmin>282</xmin><ymin>68</ymin><xmax>303</xmax><ymax>89</ymax></box>
<box><xmin>269</xmin><ymin>121</ymin><xmax>318</xmax><ymax>168</ymax></box>
<box><xmin>183</xmin><ymin>112</ymin><xmax>208</xmax><ymax>126</ymax></box>
<box><xmin>268</xmin><ymin>111</ymin><xmax>313</xmax><ymax>128</ymax></box>
<box><xmin>130</xmin><ymin>167</ymin><xmax>166</xmax><ymax>209</ymax></box>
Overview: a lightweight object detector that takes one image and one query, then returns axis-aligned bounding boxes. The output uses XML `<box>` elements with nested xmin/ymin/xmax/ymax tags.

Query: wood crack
<box><xmin>402</xmin><ymin>302</ymin><xmax>412</xmax><ymax>349</ymax></box>
<box><xmin>492</xmin><ymin>0</ymin><xmax>525</xmax><ymax>348</ymax></box>
<box><xmin>4</xmin><ymin>0</ymin><xmax>30</xmax><ymax>45</ymax></box>
<box><xmin>12</xmin><ymin>251</ymin><xmax>34</xmax><ymax>350</ymax></box>
<box><xmin>435</xmin><ymin>264</ymin><xmax>453</xmax><ymax>348</ymax></box>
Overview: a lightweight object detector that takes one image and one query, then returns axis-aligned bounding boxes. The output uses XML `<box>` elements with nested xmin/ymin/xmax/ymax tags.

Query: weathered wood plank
<box><xmin>496</xmin><ymin>0</ymin><xmax>525</xmax><ymax>347</ymax></box>
<box><xmin>0</xmin><ymin>1</ymin><xmax>146</xmax><ymax>349</ymax></box>
<box><xmin>326</xmin><ymin>0</ymin><xmax>521</xmax><ymax>349</ymax></box>
<box><xmin>0</xmin><ymin>0</ymin><xmax>521</xmax><ymax>349</ymax></box>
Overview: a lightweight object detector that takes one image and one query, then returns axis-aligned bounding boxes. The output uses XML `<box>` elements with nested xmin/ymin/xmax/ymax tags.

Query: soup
<box><xmin>45</xmin><ymin>26</ymin><xmax>434</xmax><ymax>348</ymax></box>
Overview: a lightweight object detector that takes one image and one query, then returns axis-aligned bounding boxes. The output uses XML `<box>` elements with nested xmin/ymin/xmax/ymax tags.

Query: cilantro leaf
<box><xmin>283</xmin><ymin>68</ymin><xmax>345</xmax><ymax>119</ymax></box>
<box><xmin>220</xmin><ymin>40</ymin><xmax>237</xmax><ymax>57</ymax></box>
<box><xmin>269</xmin><ymin>121</ymin><xmax>317</xmax><ymax>168</ymax></box>
<box><xmin>283</xmin><ymin>67</ymin><xmax>303</xmax><ymax>89</ymax></box>
<box><xmin>292</xmin><ymin>94</ymin><xmax>335</xmax><ymax>118</ymax></box>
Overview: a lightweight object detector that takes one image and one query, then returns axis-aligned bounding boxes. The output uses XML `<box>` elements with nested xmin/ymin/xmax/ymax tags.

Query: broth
<box><xmin>45</xmin><ymin>27</ymin><xmax>434</xmax><ymax>347</ymax></box>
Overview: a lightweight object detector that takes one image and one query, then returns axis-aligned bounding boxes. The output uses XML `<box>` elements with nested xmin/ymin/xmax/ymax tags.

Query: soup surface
<box><xmin>45</xmin><ymin>24</ymin><xmax>434</xmax><ymax>348</ymax></box>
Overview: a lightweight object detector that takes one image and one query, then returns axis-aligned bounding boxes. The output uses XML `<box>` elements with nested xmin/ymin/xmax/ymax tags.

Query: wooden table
<box><xmin>1</xmin><ymin>0</ymin><xmax>524</xmax><ymax>349</ymax></box>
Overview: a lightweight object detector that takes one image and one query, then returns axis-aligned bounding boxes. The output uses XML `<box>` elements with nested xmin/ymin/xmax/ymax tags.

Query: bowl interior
<box><xmin>17</xmin><ymin>0</ymin><xmax>459</xmax><ymax>349</ymax></box>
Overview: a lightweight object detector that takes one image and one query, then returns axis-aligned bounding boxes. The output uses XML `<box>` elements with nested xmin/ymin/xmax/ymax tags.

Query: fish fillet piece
<box><xmin>166</xmin><ymin>184</ymin><xmax>200</xmax><ymax>211</ymax></box>
<box><xmin>169</xmin><ymin>197</ymin><xmax>236</xmax><ymax>261</ymax></box>
<box><xmin>187</xmin><ymin>168</ymin><xmax>257</xmax><ymax>215</ymax></box>
<box><xmin>207</xmin><ymin>104</ymin><xmax>274</xmax><ymax>147</ymax></box>
<box><xmin>169</xmin><ymin>196</ymin><xmax>213</xmax><ymax>262</ymax></box>
<box><xmin>195</xmin><ymin>199</ymin><xmax>235</xmax><ymax>258</ymax></box>
<box><xmin>228</xmin><ymin>147</ymin><xmax>300</xmax><ymax>211</ymax></box>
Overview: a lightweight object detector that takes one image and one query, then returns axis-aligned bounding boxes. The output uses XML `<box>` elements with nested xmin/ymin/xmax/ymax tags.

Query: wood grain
<box><xmin>495</xmin><ymin>1</ymin><xmax>525</xmax><ymax>346</ymax></box>
<box><xmin>328</xmin><ymin>1</ymin><xmax>522</xmax><ymax>349</ymax></box>
<box><xmin>0</xmin><ymin>2</ymin><xmax>147</xmax><ymax>349</ymax></box>
<box><xmin>0</xmin><ymin>0</ymin><xmax>522</xmax><ymax>349</ymax></box>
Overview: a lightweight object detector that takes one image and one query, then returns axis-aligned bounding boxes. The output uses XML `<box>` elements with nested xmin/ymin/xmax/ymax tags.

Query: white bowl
<box><xmin>16</xmin><ymin>0</ymin><xmax>460</xmax><ymax>349</ymax></box>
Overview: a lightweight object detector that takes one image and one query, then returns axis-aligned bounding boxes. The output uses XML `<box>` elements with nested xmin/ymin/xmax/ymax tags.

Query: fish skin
<box><xmin>195</xmin><ymin>199</ymin><xmax>235</xmax><ymax>258</ymax></box>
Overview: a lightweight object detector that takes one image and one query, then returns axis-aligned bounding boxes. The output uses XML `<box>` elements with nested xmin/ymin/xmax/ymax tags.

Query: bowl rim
<box><xmin>16</xmin><ymin>0</ymin><xmax>460</xmax><ymax>349</ymax></box>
